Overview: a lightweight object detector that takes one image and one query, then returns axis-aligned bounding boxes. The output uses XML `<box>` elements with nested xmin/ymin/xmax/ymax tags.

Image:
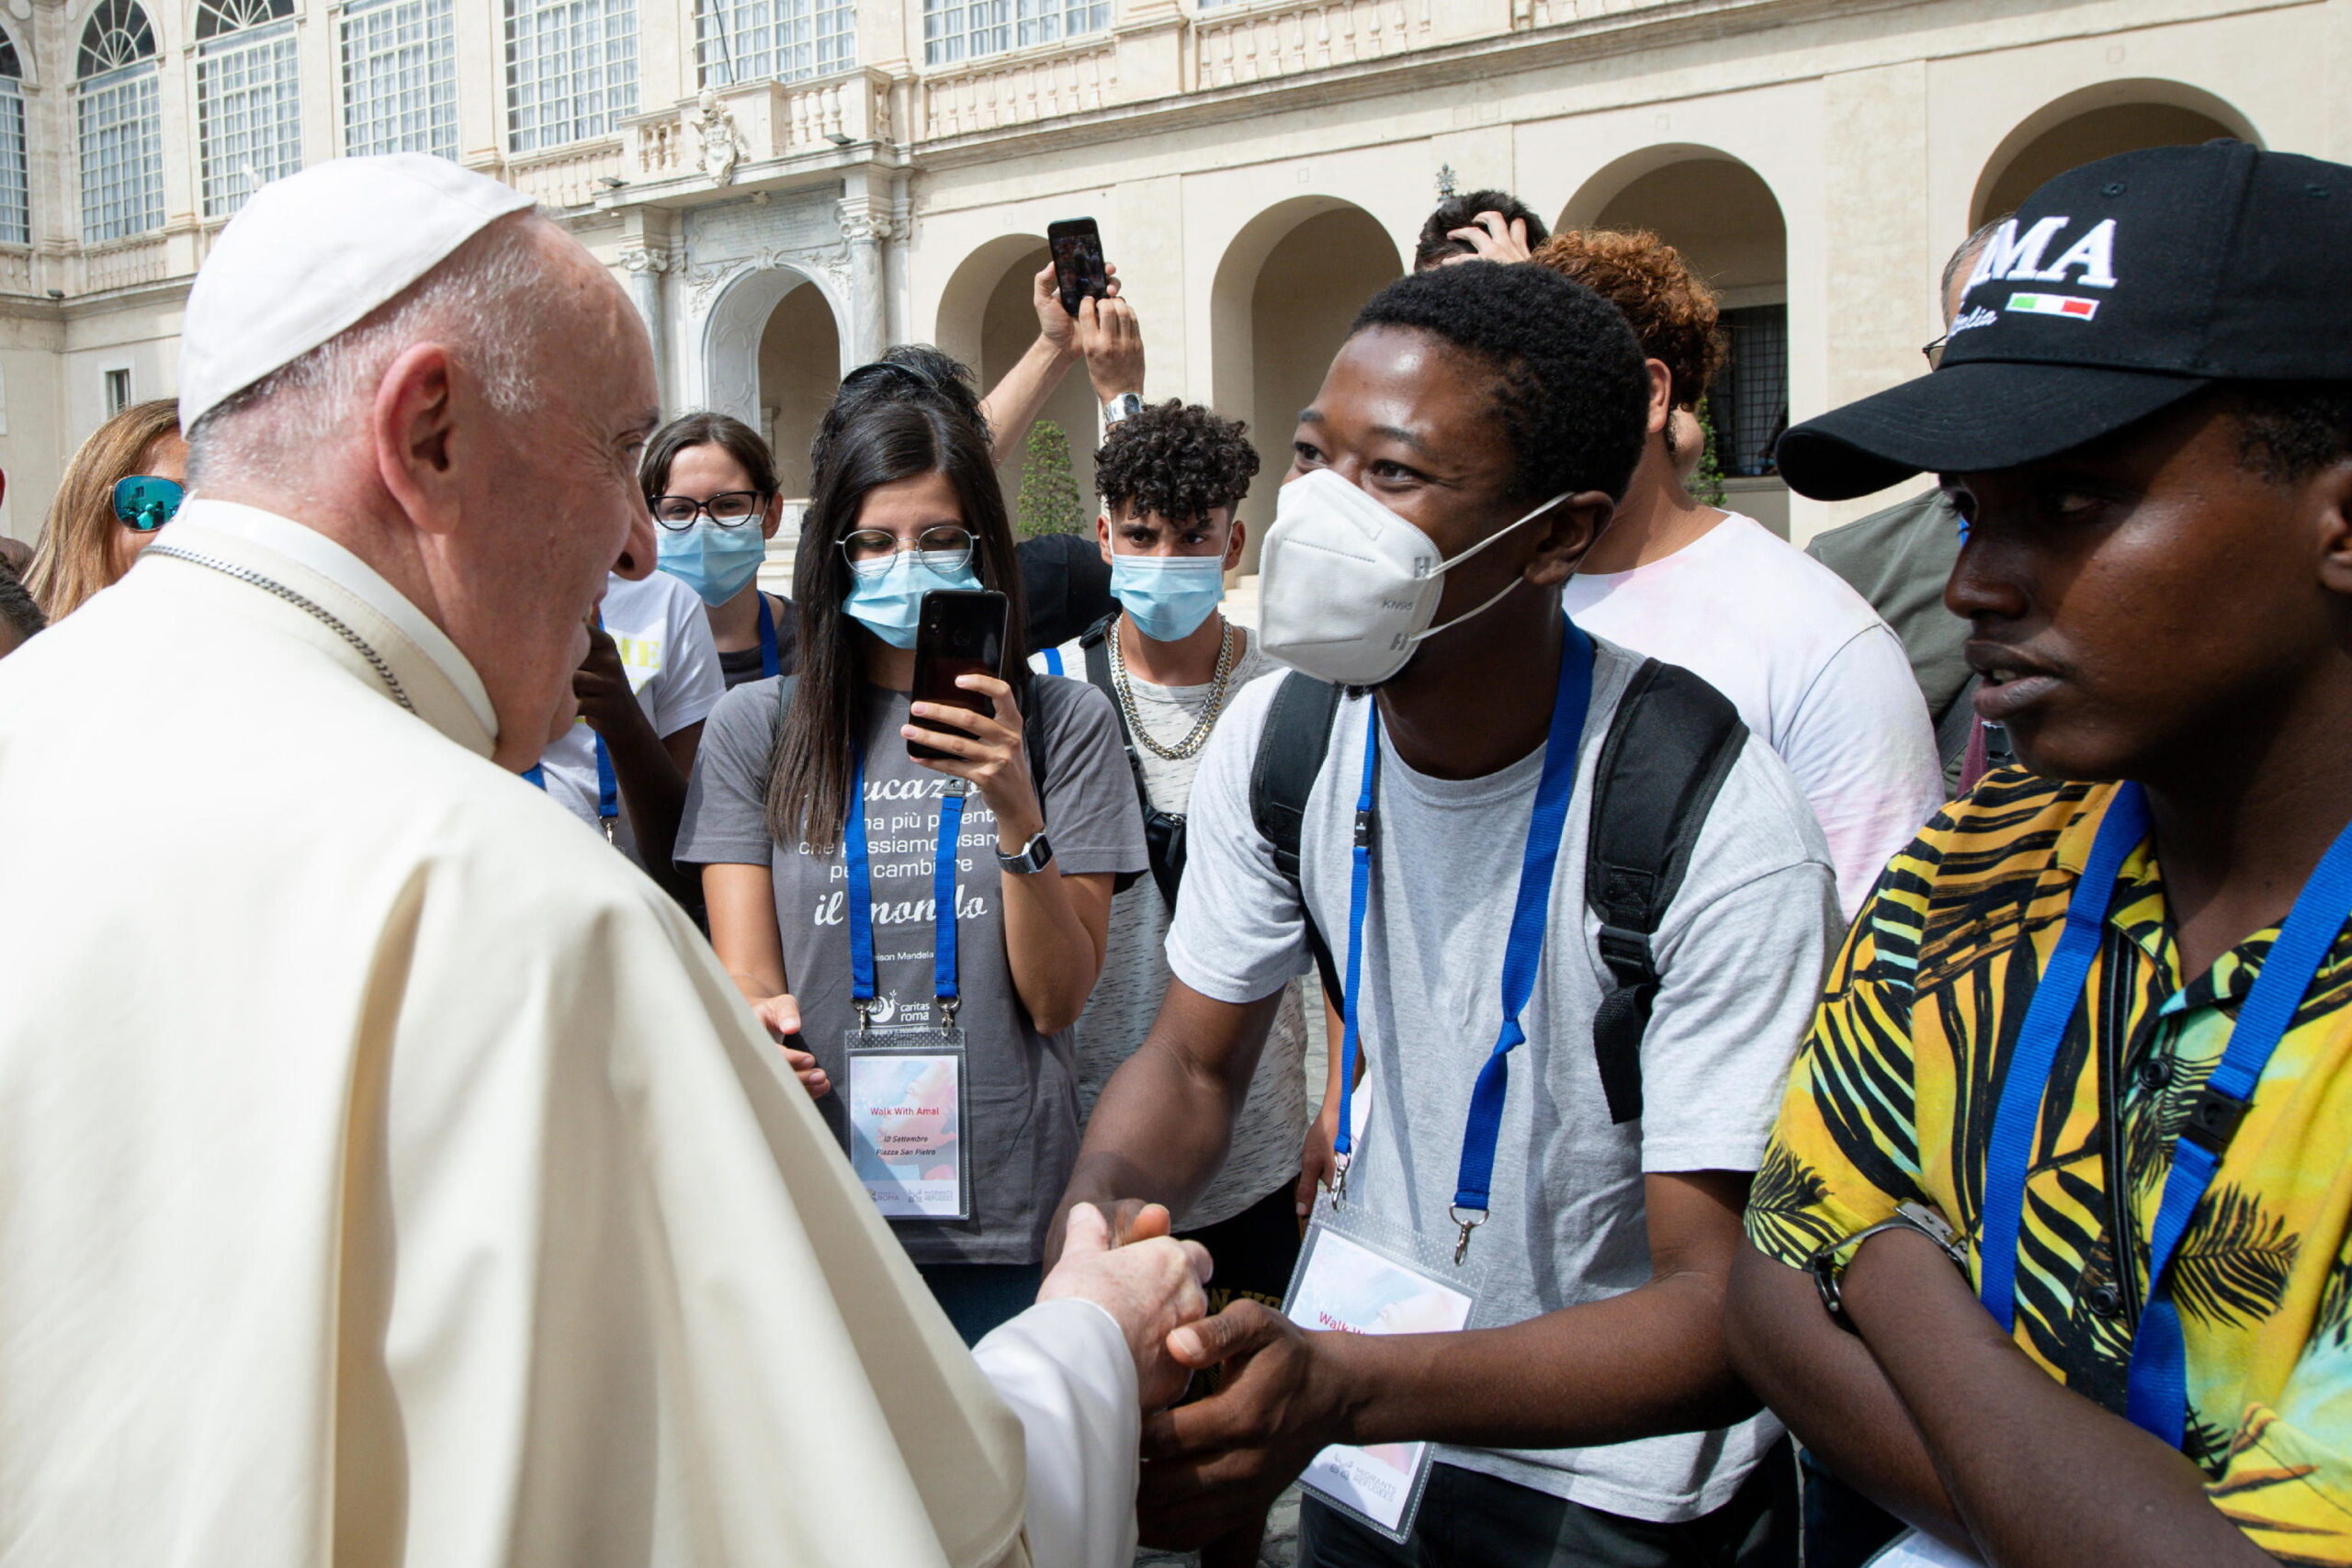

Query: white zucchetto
<box><xmin>177</xmin><ymin>154</ymin><xmax>537</xmax><ymax>429</ymax></box>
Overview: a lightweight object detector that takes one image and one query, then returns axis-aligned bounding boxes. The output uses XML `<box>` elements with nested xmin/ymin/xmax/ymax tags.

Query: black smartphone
<box><xmin>1047</xmin><ymin>218</ymin><xmax>1109</xmax><ymax>317</ymax></box>
<box><xmin>910</xmin><ymin>589</ymin><xmax>1009</xmax><ymax>762</ymax></box>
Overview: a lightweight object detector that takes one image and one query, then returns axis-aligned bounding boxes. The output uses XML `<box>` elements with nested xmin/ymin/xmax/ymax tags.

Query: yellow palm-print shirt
<box><xmin>1747</xmin><ymin>771</ymin><xmax>2352</xmax><ymax>1564</ymax></box>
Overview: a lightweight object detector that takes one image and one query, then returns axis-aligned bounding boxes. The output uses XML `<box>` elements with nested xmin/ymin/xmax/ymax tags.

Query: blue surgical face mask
<box><xmin>844</xmin><ymin>550</ymin><xmax>984</xmax><ymax>649</ymax></box>
<box><xmin>1111</xmin><ymin>553</ymin><xmax>1227</xmax><ymax>643</ymax></box>
<box><xmin>657</xmin><ymin>519</ymin><xmax>769</xmax><ymax>607</ymax></box>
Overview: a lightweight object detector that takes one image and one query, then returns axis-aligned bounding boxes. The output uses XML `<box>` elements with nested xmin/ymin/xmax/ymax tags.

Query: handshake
<box><xmin>1040</xmin><ymin>1200</ymin><xmax>1333</xmax><ymax>1551</ymax></box>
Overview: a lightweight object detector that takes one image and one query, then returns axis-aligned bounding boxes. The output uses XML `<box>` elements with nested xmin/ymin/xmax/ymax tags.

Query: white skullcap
<box><xmin>178</xmin><ymin>153</ymin><xmax>537</xmax><ymax>429</ymax></box>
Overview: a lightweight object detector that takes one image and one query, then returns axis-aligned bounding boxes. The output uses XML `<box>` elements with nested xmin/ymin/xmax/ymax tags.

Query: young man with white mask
<box><xmin>1051</xmin><ymin>262</ymin><xmax>1838</xmax><ymax>1568</ymax></box>
<box><xmin>0</xmin><ymin>154</ymin><xmax>1211</xmax><ymax>1568</ymax></box>
<box><xmin>1032</xmin><ymin>401</ymin><xmax>1310</xmax><ymax>1317</ymax></box>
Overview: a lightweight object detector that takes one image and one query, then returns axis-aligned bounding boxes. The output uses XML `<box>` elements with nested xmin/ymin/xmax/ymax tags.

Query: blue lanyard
<box><xmin>756</xmin><ymin>593</ymin><xmax>782</xmax><ymax>680</ymax></box>
<box><xmin>846</xmin><ymin>749</ymin><xmax>966</xmax><ymax>1020</ymax></box>
<box><xmin>1332</xmin><ymin>626</ymin><xmax>1594</xmax><ymax>1263</ymax></box>
<box><xmin>519</xmin><ymin>736</ymin><xmax>617</xmax><ymax>830</ymax></box>
<box><xmin>1977</xmin><ymin>781</ymin><xmax>2352</xmax><ymax>1447</ymax></box>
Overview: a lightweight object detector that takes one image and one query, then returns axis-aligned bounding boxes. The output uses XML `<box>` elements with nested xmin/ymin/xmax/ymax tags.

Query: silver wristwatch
<box><xmin>996</xmin><ymin>830</ymin><xmax>1053</xmax><ymax>875</ymax></box>
<box><xmin>1102</xmin><ymin>391</ymin><xmax>1144</xmax><ymax>426</ymax></box>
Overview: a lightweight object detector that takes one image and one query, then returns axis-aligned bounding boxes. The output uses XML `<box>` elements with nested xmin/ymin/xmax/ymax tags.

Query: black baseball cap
<box><xmin>1778</xmin><ymin>141</ymin><xmax>2352</xmax><ymax>501</ymax></box>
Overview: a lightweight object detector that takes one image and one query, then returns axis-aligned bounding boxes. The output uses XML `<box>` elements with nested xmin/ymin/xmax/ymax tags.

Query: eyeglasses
<box><xmin>1921</xmin><ymin>334</ymin><xmax>1951</xmax><ymax>370</ymax></box>
<box><xmin>839</xmin><ymin>525</ymin><xmax>978</xmax><ymax>576</ymax></box>
<box><xmin>650</xmin><ymin>491</ymin><xmax>766</xmax><ymax>531</ymax></box>
<box><xmin>113</xmin><ymin>475</ymin><xmax>184</xmax><ymax>532</ymax></box>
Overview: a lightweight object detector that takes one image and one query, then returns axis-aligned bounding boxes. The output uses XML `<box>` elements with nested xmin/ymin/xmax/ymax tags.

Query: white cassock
<box><xmin>0</xmin><ymin>500</ymin><xmax>1137</xmax><ymax>1568</ymax></box>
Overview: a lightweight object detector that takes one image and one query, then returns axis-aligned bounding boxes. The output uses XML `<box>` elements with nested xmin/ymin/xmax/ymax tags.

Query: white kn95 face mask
<box><xmin>1256</xmin><ymin>467</ymin><xmax>1568</xmax><ymax>687</ymax></box>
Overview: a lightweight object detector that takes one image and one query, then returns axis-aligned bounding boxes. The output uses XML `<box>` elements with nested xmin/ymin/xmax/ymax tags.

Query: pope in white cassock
<box><xmin>0</xmin><ymin>155</ymin><xmax>1212</xmax><ymax>1566</ymax></box>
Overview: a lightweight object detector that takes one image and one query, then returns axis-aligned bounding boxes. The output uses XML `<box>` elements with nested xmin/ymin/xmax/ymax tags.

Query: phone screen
<box><xmin>1047</xmin><ymin>219</ymin><xmax>1108</xmax><ymax>317</ymax></box>
<box><xmin>910</xmin><ymin>589</ymin><xmax>1010</xmax><ymax>762</ymax></box>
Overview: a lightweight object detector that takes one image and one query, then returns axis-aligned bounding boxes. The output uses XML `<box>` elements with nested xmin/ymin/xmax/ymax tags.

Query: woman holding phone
<box><xmin>678</xmin><ymin>355</ymin><xmax>1144</xmax><ymax>1344</ymax></box>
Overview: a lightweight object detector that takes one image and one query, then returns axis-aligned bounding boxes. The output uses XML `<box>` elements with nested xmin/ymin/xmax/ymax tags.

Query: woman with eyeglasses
<box><xmin>643</xmin><ymin>412</ymin><xmax>801</xmax><ymax>687</ymax></box>
<box><xmin>677</xmin><ymin>355</ymin><xmax>1146</xmax><ymax>1346</ymax></box>
<box><xmin>23</xmin><ymin>400</ymin><xmax>184</xmax><ymax>622</ymax></box>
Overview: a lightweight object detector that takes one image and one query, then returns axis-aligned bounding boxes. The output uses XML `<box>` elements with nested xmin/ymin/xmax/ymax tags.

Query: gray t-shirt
<box><xmin>1035</xmin><ymin>626</ymin><xmax>1310</xmax><ymax>1231</ymax></box>
<box><xmin>679</xmin><ymin>674</ymin><xmax>1147</xmax><ymax>1265</ymax></box>
<box><xmin>1165</xmin><ymin>635</ymin><xmax>1838</xmax><ymax>1522</ymax></box>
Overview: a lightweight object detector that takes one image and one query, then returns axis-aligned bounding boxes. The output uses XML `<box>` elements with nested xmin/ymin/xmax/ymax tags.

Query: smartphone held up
<box><xmin>1047</xmin><ymin>218</ymin><xmax>1109</xmax><ymax>317</ymax></box>
<box><xmin>909</xmin><ymin>589</ymin><xmax>1010</xmax><ymax>762</ymax></box>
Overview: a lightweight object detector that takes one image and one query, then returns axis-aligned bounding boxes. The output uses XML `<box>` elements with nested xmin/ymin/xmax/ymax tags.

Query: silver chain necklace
<box><xmin>1107</xmin><ymin>615</ymin><xmax>1236</xmax><ymax>761</ymax></box>
<box><xmin>147</xmin><ymin>545</ymin><xmax>413</xmax><ymax>713</ymax></box>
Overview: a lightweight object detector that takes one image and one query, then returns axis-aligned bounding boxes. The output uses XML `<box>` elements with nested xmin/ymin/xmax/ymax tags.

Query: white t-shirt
<box><xmin>1034</xmin><ymin>625</ymin><xmax>1310</xmax><ymax>1233</ymax></box>
<box><xmin>1561</xmin><ymin>513</ymin><xmax>1944</xmax><ymax>918</ymax></box>
<box><xmin>1166</xmin><ymin>634</ymin><xmax>1839</xmax><ymax>1520</ymax></box>
<box><xmin>537</xmin><ymin>570</ymin><xmax>725</xmax><ymax>868</ymax></box>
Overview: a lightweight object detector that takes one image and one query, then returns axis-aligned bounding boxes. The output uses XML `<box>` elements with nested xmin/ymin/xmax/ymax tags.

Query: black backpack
<box><xmin>1248</xmin><ymin>660</ymin><xmax>1745</xmax><ymax>1125</ymax></box>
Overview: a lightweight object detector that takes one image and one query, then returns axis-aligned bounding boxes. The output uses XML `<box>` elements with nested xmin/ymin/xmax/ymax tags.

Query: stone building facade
<box><xmin>0</xmin><ymin>0</ymin><xmax>2340</xmax><ymax>550</ymax></box>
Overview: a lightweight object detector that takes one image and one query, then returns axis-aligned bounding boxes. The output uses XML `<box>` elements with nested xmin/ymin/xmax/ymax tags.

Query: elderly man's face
<box><xmin>446</xmin><ymin>228</ymin><xmax>659</xmax><ymax>765</ymax></box>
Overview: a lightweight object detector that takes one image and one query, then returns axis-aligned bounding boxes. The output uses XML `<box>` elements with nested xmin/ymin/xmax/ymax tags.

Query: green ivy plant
<box><xmin>1688</xmin><ymin>395</ymin><xmax>1727</xmax><ymax>509</ymax></box>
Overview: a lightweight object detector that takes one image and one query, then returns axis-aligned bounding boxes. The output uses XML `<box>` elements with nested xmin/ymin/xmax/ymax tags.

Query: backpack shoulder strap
<box><xmin>1585</xmin><ymin>658</ymin><xmax>1747</xmax><ymax>1124</ymax></box>
<box><xmin>1250</xmin><ymin>671</ymin><xmax>1347</xmax><ymax>996</ymax></box>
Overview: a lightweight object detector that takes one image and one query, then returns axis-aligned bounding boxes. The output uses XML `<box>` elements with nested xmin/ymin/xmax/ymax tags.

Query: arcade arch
<box><xmin>700</xmin><ymin>262</ymin><xmax>849</xmax><ymax>505</ymax></box>
<box><xmin>1973</xmin><ymin>83</ymin><xmax>2257</xmax><ymax>226</ymax></box>
<box><xmin>1208</xmin><ymin>197</ymin><xmax>1401</xmax><ymax>564</ymax></box>
<box><xmin>1564</xmin><ymin>152</ymin><xmax>1790</xmax><ymax>534</ymax></box>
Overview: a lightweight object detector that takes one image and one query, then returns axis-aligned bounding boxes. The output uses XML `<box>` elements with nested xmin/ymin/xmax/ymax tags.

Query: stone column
<box><xmin>837</xmin><ymin>181</ymin><xmax>902</xmax><ymax>367</ymax></box>
<box><xmin>617</xmin><ymin>207</ymin><xmax>680</xmax><ymax>412</ymax></box>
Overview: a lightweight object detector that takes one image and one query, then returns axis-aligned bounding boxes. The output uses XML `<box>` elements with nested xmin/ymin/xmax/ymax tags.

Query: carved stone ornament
<box><xmin>684</xmin><ymin>244</ymin><xmax>849</xmax><ymax>315</ymax></box>
<box><xmin>694</xmin><ymin>90</ymin><xmax>744</xmax><ymax>186</ymax></box>
<box><xmin>836</xmin><ymin>199</ymin><xmax>907</xmax><ymax>248</ymax></box>
<box><xmin>618</xmin><ymin>247</ymin><xmax>677</xmax><ymax>275</ymax></box>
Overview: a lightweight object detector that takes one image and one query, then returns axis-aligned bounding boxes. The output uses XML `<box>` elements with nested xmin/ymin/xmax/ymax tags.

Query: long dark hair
<box><xmin>639</xmin><ymin>410</ymin><xmax>779</xmax><ymax>502</ymax></box>
<box><xmin>767</xmin><ymin>359</ymin><xmax>1029</xmax><ymax>852</ymax></box>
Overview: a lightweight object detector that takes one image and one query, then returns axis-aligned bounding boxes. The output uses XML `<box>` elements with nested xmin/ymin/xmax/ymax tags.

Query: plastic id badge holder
<box><xmin>842</xmin><ymin>756</ymin><xmax>975</xmax><ymax>1221</ymax></box>
<box><xmin>1283</xmin><ymin>1193</ymin><xmax>1480</xmax><ymax>1541</ymax></box>
<box><xmin>845</xmin><ymin>1023</ymin><xmax>970</xmax><ymax>1221</ymax></box>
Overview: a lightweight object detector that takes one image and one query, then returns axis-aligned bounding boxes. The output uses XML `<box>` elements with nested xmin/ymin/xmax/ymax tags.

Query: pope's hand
<box><xmin>1039</xmin><ymin>1201</ymin><xmax>1211</xmax><ymax>1411</ymax></box>
<box><xmin>1136</xmin><ymin>1303</ymin><xmax>1349</xmax><ymax>1549</ymax></box>
<box><xmin>751</xmin><ymin>992</ymin><xmax>828</xmax><ymax>1099</ymax></box>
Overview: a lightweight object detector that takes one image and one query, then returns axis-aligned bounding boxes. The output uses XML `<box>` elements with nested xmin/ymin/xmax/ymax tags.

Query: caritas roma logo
<box><xmin>1964</xmin><ymin>215</ymin><xmax>2118</xmax><ymax>325</ymax></box>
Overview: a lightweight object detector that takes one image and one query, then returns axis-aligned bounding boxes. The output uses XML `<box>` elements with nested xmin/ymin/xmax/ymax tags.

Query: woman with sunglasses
<box><xmin>23</xmin><ymin>400</ymin><xmax>184</xmax><ymax>621</ymax></box>
<box><xmin>643</xmin><ymin>412</ymin><xmax>801</xmax><ymax>687</ymax></box>
<box><xmin>678</xmin><ymin>358</ymin><xmax>1145</xmax><ymax>1346</ymax></box>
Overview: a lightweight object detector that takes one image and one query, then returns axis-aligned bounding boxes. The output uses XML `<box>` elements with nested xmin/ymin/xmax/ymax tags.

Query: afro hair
<box><xmin>1349</xmin><ymin>261</ymin><xmax>1649</xmax><ymax>505</ymax></box>
<box><xmin>1092</xmin><ymin>400</ymin><xmax>1261</xmax><ymax>525</ymax></box>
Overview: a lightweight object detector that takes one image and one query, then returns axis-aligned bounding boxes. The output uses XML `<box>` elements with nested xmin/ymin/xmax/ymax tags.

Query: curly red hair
<box><xmin>1530</xmin><ymin>229</ymin><xmax>1724</xmax><ymax>411</ymax></box>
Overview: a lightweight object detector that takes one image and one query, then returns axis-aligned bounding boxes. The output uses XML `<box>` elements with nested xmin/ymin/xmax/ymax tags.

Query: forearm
<box><xmin>704</xmin><ymin>863</ymin><xmax>788</xmax><ymax>1001</ymax></box>
<box><xmin>1843</xmin><ymin>1232</ymin><xmax>2270</xmax><ymax>1568</ymax></box>
<box><xmin>1321</xmin><ymin>1265</ymin><xmax>1758</xmax><ymax>1453</ymax></box>
<box><xmin>978</xmin><ymin>334</ymin><xmax>1078</xmax><ymax>468</ymax></box>
<box><xmin>1724</xmin><ymin>1242</ymin><xmax>1967</xmax><ymax>1547</ymax></box>
<box><xmin>1057</xmin><ymin>987</ymin><xmax>1283</xmax><ymax>1235</ymax></box>
<box><xmin>1000</xmin><ymin>863</ymin><xmax>1102</xmax><ymax>1033</ymax></box>
<box><xmin>600</xmin><ymin>713</ymin><xmax>694</xmax><ymax>899</ymax></box>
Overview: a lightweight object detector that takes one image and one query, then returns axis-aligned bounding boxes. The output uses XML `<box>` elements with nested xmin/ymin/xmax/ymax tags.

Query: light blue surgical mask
<box><xmin>1111</xmin><ymin>553</ymin><xmax>1227</xmax><ymax>643</ymax></box>
<box><xmin>657</xmin><ymin>519</ymin><xmax>770</xmax><ymax>607</ymax></box>
<box><xmin>844</xmin><ymin>550</ymin><xmax>984</xmax><ymax>649</ymax></box>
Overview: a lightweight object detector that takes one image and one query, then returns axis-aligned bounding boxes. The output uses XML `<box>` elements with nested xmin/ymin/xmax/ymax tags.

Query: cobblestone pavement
<box><xmin>1135</xmin><ymin>1484</ymin><xmax>1301</xmax><ymax>1568</ymax></box>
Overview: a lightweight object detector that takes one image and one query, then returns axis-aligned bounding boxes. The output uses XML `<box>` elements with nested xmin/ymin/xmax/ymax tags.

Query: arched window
<box><xmin>75</xmin><ymin>0</ymin><xmax>164</xmax><ymax>243</ymax></box>
<box><xmin>342</xmin><ymin>0</ymin><xmax>456</xmax><ymax>158</ymax></box>
<box><xmin>0</xmin><ymin>30</ymin><xmax>29</xmax><ymax>244</ymax></box>
<box><xmin>695</xmin><ymin>0</ymin><xmax>851</xmax><ymax>87</ymax></box>
<box><xmin>196</xmin><ymin>0</ymin><xmax>300</xmax><ymax>218</ymax></box>
<box><xmin>505</xmin><ymin>0</ymin><xmax>635</xmax><ymax>152</ymax></box>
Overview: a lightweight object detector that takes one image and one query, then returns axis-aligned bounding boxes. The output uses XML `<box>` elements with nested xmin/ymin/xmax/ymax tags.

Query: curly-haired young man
<box><xmin>1535</xmin><ymin>229</ymin><xmax>1944</xmax><ymax>919</ymax></box>
<box><xmin>1054</xmin><ymin>260</ymin><xmax>1838</xmax><ymax>1568</ymax></box>
<box><xmin>1029</xmin><ymin>402</ymin><xmax>1315</xmax><ymax>1335</ymax></box>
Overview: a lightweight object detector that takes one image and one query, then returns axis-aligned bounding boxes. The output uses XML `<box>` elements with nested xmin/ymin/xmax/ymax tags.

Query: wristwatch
<box><xmin>996</xmin><ymin>830</ymin><xmax>1054</xmax><ymax>875</ymax></box>
<box><xmin>1804</xmin><ymin>1201</ymin><xmax>1969</xmax><ymax>1331</ymax></box>
<box><xmin>1102</xmin><ymin>391</ymin><xmax>1144</xmax><ymax>427</ymax></box>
